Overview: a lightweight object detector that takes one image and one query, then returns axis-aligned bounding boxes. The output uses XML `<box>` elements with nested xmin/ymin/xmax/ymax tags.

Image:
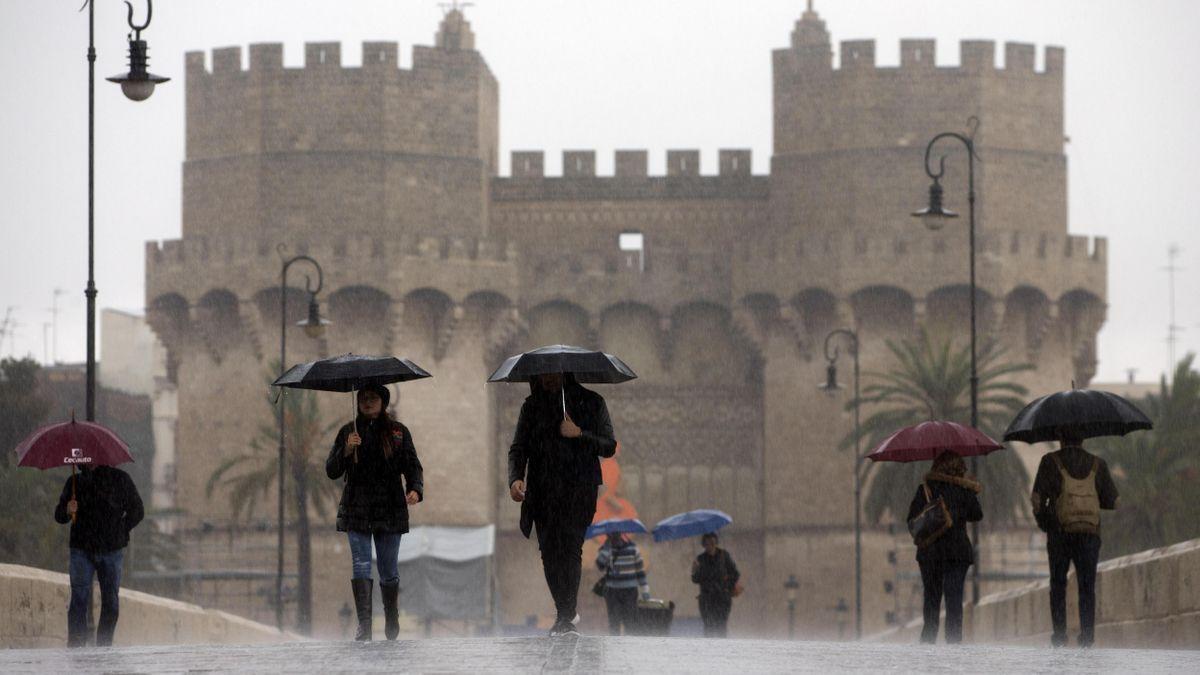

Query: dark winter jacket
<box><xmin>507</xmin><ymin>379</ymin><xmax>617</xmax><ymax>538</ymax></box>
<box><xmin>1032</xmin><ymin>446</ymin><xmax>1119</xmax><ymax>538</ymax></box>
<box><xmin>692</xmin><ymin>548</ymin><xmax>740</xmax><ymax>600</ymax></box>
<box><xmin>326</xmin><ymin>415</ymin><xmax>423</xmax><ymax>534</ymax></box>
<box><xmin>54</xmin><ymin>466</ymin><xmax>144</xmax><ymax>553</ymax></box>
<box><xmin>906</xmin><ymin>473</ymin><xmax>983</xmax><ymax>566</ymax></box>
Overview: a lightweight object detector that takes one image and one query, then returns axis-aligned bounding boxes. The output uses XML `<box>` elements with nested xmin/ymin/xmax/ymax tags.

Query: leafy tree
<box><xmin>1092</xmin><ymin>355</ymin><xmax>1200</xmax><ymax>558</ymax></box>
<box><xmin>843</xmin><ymin>332</ymin><xmax>1035</xmax><ymax>527</ymax></box>
<box><xmin>205</xmin><ymin>370</ymin><xmax>340</xmax><ymax>635</ymax></box>
<box><xmin>0</xmin><ymin>358</ymin><xmax>67</xmax><ymax>570</ymax></box>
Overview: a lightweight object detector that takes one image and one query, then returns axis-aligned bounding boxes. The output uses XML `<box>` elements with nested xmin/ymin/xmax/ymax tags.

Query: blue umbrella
<box><xmin>586</xmin><ymin>517</ymin><xmax>648</xmax><ymax>540</ymax></box>
<box><xmin>652</xmin><ymin>509</ymin><xmax>732</xmax><ymax>542</ymax></box>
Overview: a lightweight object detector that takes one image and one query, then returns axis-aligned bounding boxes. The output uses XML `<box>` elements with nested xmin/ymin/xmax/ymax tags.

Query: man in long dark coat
<box><xmin>508</xmin><ymin>373</ymin><xmax>617</xmax><ymax>636</ymax></box>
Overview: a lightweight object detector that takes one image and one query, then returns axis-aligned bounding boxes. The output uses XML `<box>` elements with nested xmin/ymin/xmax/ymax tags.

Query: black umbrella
<box><xmin>1002</xmin><ymin>388</ymin><xmax>1153</xmax><ymax>444</ymax></box>
<box><xmin>487</xmin><ymin>344</ymin><xmax>637</xmax><ymax>416</ymax></box>
<box><xmin>272</xmin><ymin>353</ymin><xmax>432</xmax><ymax>448</ymax></box>
<box><xmin>486</xmin><ymin>344</ymin><xmax>637</xmax><ymax>384</ymax></box>
<box><xmin>273</xmin><ymin>353</ymin><xmax>432</xmax><ymax>392</ymax></box>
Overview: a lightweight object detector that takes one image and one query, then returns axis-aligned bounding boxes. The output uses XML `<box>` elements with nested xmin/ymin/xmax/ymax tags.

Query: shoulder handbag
<box><xmin>907</xmin><ymin>482</ymin><xmax>953</xmax><ymax>548</ymax></box>
<box><xmin>592</xmin><ymin>544</ymin><xmax>613</xmax><ymax>597</ymax></box>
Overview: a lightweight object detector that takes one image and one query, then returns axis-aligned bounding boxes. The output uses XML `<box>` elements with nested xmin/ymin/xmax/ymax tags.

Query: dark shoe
<box><xmin>551</xmin><ymin>621</ymin><xmax>579</xmax><ymax>637</ymax></box>
<box><xmin>380</xmin><ymin>582</ymin><xmax>400</xmax><ymax>641</ymax></box>
<box><xmin>351</xmin><ymin>578</ymin><xmax>373</xmax><ymax>642</ymax></box>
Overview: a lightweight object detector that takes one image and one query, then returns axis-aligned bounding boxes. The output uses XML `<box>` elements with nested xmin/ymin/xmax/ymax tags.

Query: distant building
<box><xmin>145</xmin><ymin>6</ymin><xmax>1106</xmax><ymax>636</ymax></box>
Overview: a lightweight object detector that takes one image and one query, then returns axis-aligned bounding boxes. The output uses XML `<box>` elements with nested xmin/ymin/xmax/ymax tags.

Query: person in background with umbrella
<box><xmin>905</xmin><ymin>450</ymin><xmax>982</xmax><ymax>644</ymax></box>
<box><xmin>691</xmin><ymin>532</ymin><xmax>740</xmax><ymax>638</ymax></box>
<box><xmin>508</xmin><ymin>372</ymin><xmax>618</xmax><ymax>637</ymax></box>
<box><xmin>595</xmin><ymin>532</ymin><xmax>651</xmax><ymax>635</ymax></box>
<box><xmin>53</xmin><ymin>463</ymin><xmax>144</xmax><ymax>647</ymax></box>
<box><xmin>325</xmin><ymin>384</ymin><xmax>423</xmax><ymax>641</ymax></box>
<box><xmin>1005</xmin><ymin>388</ymin><xmax>1146</xmax><ymax>648</ymax></box>
<box><xmin>1031</xmin><ymin>430</ymin><xmax>1119</xmax><ymax>648</ymax></box>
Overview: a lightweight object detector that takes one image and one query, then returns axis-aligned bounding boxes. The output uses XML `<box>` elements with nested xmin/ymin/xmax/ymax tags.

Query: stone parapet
<box><xmin>0</xmin><ymin>563</ymin><xmax>298</xmax><ymax>649</ymax></box>
<box><xmin>869</xmin><ymin>538</ymin><xmax>1200</xmax><ymax>649</ymax></box>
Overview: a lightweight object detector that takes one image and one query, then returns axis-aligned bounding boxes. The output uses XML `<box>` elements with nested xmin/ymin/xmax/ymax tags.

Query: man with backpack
<box><xmin>1031</xmin><ymin>432</ymin><xmax>1119</xmax><ymax>648</ymax></box>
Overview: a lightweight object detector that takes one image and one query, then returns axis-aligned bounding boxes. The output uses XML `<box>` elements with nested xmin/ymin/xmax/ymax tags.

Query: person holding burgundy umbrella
<box><xmin>16</xmin><ymin>415</ymin><xmax>143</xmax><ymax>647</ymax></box>
<box><xmin>868</xmin><ymin>420</ymin><xmax>999</xmax><ymax>644</ymax></box>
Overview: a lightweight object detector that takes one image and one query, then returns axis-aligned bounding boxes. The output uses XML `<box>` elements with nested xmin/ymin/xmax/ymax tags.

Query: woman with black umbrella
<box><xmin>326</xmin><ymin>384</ymin><xmax>423</xmax><ymax>641</ymax></box>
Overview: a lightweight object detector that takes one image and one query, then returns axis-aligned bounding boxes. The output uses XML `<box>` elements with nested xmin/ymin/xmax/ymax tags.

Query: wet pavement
<box><xmin>1</xmin><ymin>636</ymin><xmax>1197</xmax><ymax>673</ymax></box>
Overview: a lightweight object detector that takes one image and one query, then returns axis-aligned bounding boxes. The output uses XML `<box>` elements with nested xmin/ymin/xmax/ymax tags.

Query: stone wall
<box><xmin>870</xmin><ymin>539</ymin><xmax>1200</xmax><ymax>649</ymax></box>
<box><xmin>0</xmin><ymin>563</ymin><xmax>297</xmax><ymax>649</ymax></box>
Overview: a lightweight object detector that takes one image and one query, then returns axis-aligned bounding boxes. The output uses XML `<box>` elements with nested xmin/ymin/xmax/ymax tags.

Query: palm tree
<box><xmin>843</xmin><ymin>331</ymin><xmax>1035</xmax><ymax>527</ymax></box>
<box><xmin>206</xmin><ymin>370</ymin><xmax>341</xmax><ymax>634</ymax></box>
<box><xmin>1092</xmin><ymin>355</ymin><xmax>1200</xmax><ymax>558</ymax></box>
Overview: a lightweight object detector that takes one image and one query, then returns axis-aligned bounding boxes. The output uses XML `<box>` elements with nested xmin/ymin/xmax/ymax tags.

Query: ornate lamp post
<box><xmin>83</xmin><ymin>0</ymin><xmax>169</xmax><ymax>422</ymax></box>
<box><xmin>275</xmin><ymin>247</ymin><xmax>327</xmax><ymax>631</ymax></box>
<box><xmin>912</xmin><ymin>118</ymin><xmax>981</xmax><ymax>604</ymax></box>
<box><xmin>819</xmin><ymin>328</ymin><xmax>862</xmax><ymax>640</ymax></box>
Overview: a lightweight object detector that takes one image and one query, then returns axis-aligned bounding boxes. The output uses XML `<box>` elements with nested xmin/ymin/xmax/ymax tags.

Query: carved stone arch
<box><xmin>1058</xmin><ymin>288</ymin><xmax>1106</xmax><ymax>386</ymax></box>
<box><xmin>525</xmin><ymin>300</ymin><xmax>591</xmax><ymax>350</ymax></box>
<box><xmin>732</xmin><ymin>293</ymin><xmax>780</xmax><ymax>356</ymax></box>
<box><xmin>146</xmin><ymin>292</ymin><xmax>190</xmax><ymax>382</ymax></box>
<box><xmin>1002</xmin><ymin>286</ymin><xmax>1052</xmax><ymax>360</ymax></box>
<box><xmin>598</xmin><ymin>301</ymin><xmax>663</xmax><ymax>380</ymax></box>
<box><xmin>924</xmin><ymin>284</ymin><xmax>996</xmax><ymax>341</ymax></box>
<box><xmin>399</xmin><ymin>287</ymin><xmax>457</xmax><ymax>362</ymax></box>
<box><xmin>669</xmin><ymin>301</ymin><xmax>755</xmax><ymax>387</ymax></box>
<box><xmin>849</xmin><ymin>285</ymin><xmax>916</xmax><ymax>339</ymax></box>
<box><xmin>194</xmin><ymin>289</ymin><xmax>243</xmax><ymax>364</ymax></box>
<box><xmin>253</xmin><ymin>285</ymin><xmax>313</xmax><ymax>330</ymax></box>
<box><xmin>327</xmin><ymin>285</ymin><xmax>392</xmax><ymax>356</ymax></box>
<box><xmin>463</xmin><ymin>290</ymin><xmax>519</xmax><ymax>364</ymax></box>
<box><xmin>791</xmin><ymin>287</ymin><xmax>840</xmax><ymax>359</ymax></box>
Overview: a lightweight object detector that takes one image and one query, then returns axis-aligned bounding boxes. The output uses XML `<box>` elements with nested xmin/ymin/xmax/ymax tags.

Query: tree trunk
<box><xmin>293</xmin><ymin>457</ymin><xmax>313</xmax><ymax>635</ymax></box>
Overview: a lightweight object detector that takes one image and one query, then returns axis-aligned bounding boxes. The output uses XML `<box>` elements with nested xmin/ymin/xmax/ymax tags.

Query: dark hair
<box><xmin>701</xmin><ymin>533</ymin><xmax>719</xmax><ymax>545</ymax></box>
<box><xmin>931</xmin><ymin>450</ymin><xmax>966</xmax><ymax>477</ymax></box>
<box><xmin>1056</xmin><ymin>428</ymin><xmax>1084</xmax><ymax>447</ymax></box>
<box><xmin>358</xmin><ymin>385</ymin><xmax>396</xmax><ymax>459</ymax></box>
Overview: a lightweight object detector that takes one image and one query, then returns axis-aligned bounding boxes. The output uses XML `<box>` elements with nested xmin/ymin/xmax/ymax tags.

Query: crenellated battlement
<box><xmin>823</xmin><ymin>39</ymin><xmax>1062</xmax><ymax>75</ymax></box>
<box><xmin>507</xmin><ymin>149</ymin><xmax>757</xmax><ymax>179</ymax></box>
<box><xmin>184</xmin><ymin>40</ymin><xmax>487</xmax><ymax>78</ymax></box>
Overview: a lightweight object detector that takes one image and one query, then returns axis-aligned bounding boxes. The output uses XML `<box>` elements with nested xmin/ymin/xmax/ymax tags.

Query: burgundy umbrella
<box><xmin>14</xmin><ymin>415</ymin><xmax>134</xmax><ymax>522</ymax></box>
<box><xmin>866</xmin><ymin>420</ymin><xmax>1003</xmax><ymax>463</ymax></box>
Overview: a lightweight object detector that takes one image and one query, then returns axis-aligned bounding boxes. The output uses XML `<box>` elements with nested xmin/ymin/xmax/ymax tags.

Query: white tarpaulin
<box><xmin>396</xmin><ymin>525</ymin><xmax>495</xmax><ymax>563</ymax></box>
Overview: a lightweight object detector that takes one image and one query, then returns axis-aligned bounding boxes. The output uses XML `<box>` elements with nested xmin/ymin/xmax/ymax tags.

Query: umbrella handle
<box><xmin>70</xmin><ymin>465</ymin><xmax>77</xmax><ymax>524</ymax></box>
<box><xmin>351</xmin><ymin>390</ymin><xmax>359</xmax><ymax>464</ymax></box>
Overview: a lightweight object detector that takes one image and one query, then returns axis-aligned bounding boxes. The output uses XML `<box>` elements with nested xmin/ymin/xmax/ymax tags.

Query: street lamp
<box><xmin>784</xmin><ymin>574</ymin><xmax>800</xmax><ymax>639</ymax></box>
<box><xmin>820</xmin><ymin>328</ymin><xmax>862</xmax><ymax>640</ymax></box>
<box><xmin>83</xmin><ymin>0</ymin><xmax>169</xmax><ymax>423</ymax></box>
<box><xmin>276</xmin><ymin>247</ymin><xmax>326</xmax><ymax>631</ymax></box>
<box><xmin>912</xmin><ymin>117</ymin><xmax>982</xmax><ymax>604</ymax></box>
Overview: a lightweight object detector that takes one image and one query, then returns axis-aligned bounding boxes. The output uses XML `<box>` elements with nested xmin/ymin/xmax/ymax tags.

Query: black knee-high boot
<box><xmin>351</xmin><ymin>578</ymin><xmax>373</xmax><ymax>641</ymax></box>
<box><xmin>380</xmin><ymin>582</ymin><xmax>400</xmax><ymax>640</ymax></box>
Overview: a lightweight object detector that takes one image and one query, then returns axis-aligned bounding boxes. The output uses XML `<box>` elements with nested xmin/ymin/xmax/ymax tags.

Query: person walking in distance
<box><xmin>326</xmin><ymin>384</ymin><xmax>424</xmax><ymax>641</ymax></box>
<box><xmin>54</xmin><ymin>464</ymin><xmax>144</xmax><ymax>647</ymax></box>
<box><xmin>691</xmin><ymin>532</ymin><xmax>740</xmax><ymax>638</ymax></box>
<box><xmin>1031</xmin><ymin>431</ymin><xmax>1118</xmax><ymax>648</ymax></box>
<box><xmin>509</xmin><ymin>372</ymin><xmax>618</xmax><ymax>637</ymax></box>
<box><xmin>595</xmin><ymin>532</ymin><xmax>651</xmax><ymax>635</ymax></box>
<box><xmin>906</xmin><ymin>450</ymin><xmax>983</xmax><ymax>644</ymax></box>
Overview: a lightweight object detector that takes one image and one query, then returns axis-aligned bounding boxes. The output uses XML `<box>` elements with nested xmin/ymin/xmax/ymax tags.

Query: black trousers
<box><xmin>604</xmin><ymin>587</ymin><xmax>639</xmax><ymax>635</ymax></box>
<box><xmin>1048</xmin><ymin>532</ymin><xmax>1101</xmax><ymax>647</ymax></box>
<box><xmin>919</xmin><ymin>559</ymin><xmax>969</xmax><ymax>644</ymax></box>
<box><xmin>698</xmin><ymin>593</ymin><xmax>732</xmax><ymax>638</ymax></box>
<box><xmin>534</xmin><ymin>485</ymin><xmax>598</xmax><ymax>623</ymax></box>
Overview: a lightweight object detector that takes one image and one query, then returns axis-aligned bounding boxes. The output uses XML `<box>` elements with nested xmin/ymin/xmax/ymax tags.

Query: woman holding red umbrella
<box><xmin>906</xmin><ymin>450</ymin><xmax>981</xmax><ymax>644</ymax></box>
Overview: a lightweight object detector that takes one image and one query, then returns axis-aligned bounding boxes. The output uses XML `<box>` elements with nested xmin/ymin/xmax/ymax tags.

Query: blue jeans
<box><xmin>347</xmin><ymin>531</ymin><xmax>401</xmax><ymax>586</ymax></box>
<box><xmin>68</xmin><ymin>548</ymin><xmax>124</xmax><ymax>647</ymax></box>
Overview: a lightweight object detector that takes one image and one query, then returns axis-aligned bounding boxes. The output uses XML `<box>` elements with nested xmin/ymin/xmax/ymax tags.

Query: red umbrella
<box><xmin>866</xmin><ymin>420</ymin><xmax>1003</xmax><ymax>463</ymax></box>
<box><xmin>14</xmin><ymin>415</ymin><xmax>134</xmax><ymax>522</ymax></box>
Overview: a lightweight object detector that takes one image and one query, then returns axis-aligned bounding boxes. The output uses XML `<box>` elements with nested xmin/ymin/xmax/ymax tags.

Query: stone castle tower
<box><xmin>146</xmin><ymin>6</ymin><xmax>1106</xmax><ymax>636</ymax></box>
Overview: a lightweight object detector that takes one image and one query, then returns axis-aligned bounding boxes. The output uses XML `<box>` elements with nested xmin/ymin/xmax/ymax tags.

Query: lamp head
<box><xmin>911</xmin><ymin>179</ymin><xmax>958</xmax><ymax>231</ymax></box>
<box><xmin>107</xmin><ymin>40</ymin><xmax>169</xmax><ymax>102</ymax></box>
<box><xmin>299</xmin><ymin>296</ymin><xmax>329</xmax><ymax>339</ymax></box>
<box><xmin>819</xmin><ymin>362</ymin><xmax>841</xmax><ymax>394</ymax></box>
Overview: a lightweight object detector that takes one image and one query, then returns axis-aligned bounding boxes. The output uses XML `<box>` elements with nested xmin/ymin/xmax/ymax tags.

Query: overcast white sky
<box><xmin>1</xmin><ymin>0</ymin><xmax>1198</xmax><ymax>383</ymax></box>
